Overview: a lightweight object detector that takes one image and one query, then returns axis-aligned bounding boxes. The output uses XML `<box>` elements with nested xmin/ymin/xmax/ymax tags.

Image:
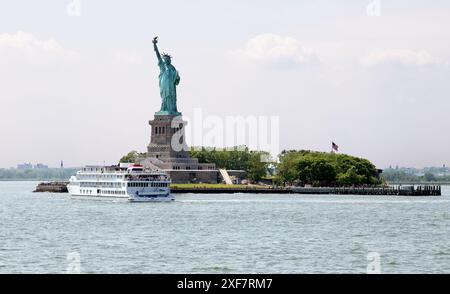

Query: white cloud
<box><xmin>0</xmin><ymin>31</ymin><xmax>75</xmax><ymax>64</ymax></box>
<box><xmin>361</xmin><ymin>49</ymin><xmax>439</xmax><ymax>67</ymax></box>
<box><xmin>231</xmin><ymin>33</ymin><xmax>318</xmax><ymax>67</ymax></box>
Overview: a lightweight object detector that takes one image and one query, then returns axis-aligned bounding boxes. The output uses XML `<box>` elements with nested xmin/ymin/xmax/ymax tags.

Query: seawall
<box><xmin>33</xmin><ymin>182</ymin><xmax>441</xmax><ymax>196</ymax></box>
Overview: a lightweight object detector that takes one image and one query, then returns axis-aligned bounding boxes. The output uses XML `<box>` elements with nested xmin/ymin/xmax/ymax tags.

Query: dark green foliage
<box><xmin>246</xmin><ymin>153</ymin><xmax>269</xmax><ymax>182</ymax></box>
<box><xmin>297</xmin><ymin>157</ymin><xmax>337</xmax><ymax>186</ymax></box>
<box><xmin>119</xmin><ymin>151</ymin><xmax>146</xmax><ymax>163</ymax></box>
<box><xmin>190</xmin><ymin>146</ymin><xmax>270</xmax><ymax>181</ymax></box>
<box><xmin>276</xmin><ymin>150</ymin><xmax>380</xmax><ymax>186</ymax></box>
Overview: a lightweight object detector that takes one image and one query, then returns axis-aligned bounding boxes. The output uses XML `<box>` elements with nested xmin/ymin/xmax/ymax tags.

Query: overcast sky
<box><xmin>1</xmin><ymin>0</ymin><xmax>449</xmax><ymax>168</ymax></box>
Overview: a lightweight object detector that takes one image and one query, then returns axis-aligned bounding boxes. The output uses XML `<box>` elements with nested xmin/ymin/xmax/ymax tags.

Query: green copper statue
<box><xmin>153</xmin><ymin>36</ymin><xmax>181</xmax><ymax>115</ymax></box>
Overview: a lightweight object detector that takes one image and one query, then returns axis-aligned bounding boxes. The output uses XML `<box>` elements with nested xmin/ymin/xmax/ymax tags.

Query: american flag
<box><xmin>332</xmin><ymin>142</ymin><xmax>339</xmax><ymax>152</ymax></box>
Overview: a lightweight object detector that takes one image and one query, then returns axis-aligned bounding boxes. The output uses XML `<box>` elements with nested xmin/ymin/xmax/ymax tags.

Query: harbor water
<box><xmin>1</xmin><ymin>181</ymin><xmax>449</xmax><ymax>273</ymax></box>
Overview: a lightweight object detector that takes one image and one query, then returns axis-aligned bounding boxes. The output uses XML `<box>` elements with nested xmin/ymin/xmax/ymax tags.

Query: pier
<box><xmin>171</xmin><ymin>185</ymin><xmax>441</xmax><ymax>196</ymax></box>
<box><xmin>291</xmin><ymin>185</ymin><xmax>441</xmax><ymax>196</ymax></box>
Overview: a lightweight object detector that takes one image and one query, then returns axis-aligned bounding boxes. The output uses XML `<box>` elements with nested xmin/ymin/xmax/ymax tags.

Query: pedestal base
<box><xmin>144</xmin><ymin>112</ymin><xmax>219</xmax><ymax>183</ymax></box>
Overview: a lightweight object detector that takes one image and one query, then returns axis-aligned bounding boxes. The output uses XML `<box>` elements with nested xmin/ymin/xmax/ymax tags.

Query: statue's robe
<box><xmin>158</xmin><ymin>60</ymin><xmax>180</xmax><ymax>113</ymax></box>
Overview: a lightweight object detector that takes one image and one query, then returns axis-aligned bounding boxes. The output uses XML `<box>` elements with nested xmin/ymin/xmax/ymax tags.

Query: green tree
<box><xmin>247</xmin><ymin>152</ymin><xmax>270</xmax><ymax>181</ymax></box>
<box><xmin>336</xmin><ymin>166</ymin><xmax>365</xmax><ymax>186</ymax></box>
<box><xmin>276</xmin><ymin>150</ymin><xmax>380</xmax><ymax>186</ymax></box>
<box><xmin>275</xmin><ymin>151</ymin><xmax>302</xmax><ymax>184</ymax></box>
<box><xmin>119</xmin><ymin>151</ymin><xmax>143</xmax><ymax>163</ymax></box>
<box><xmin>190</xmin><ymin>146</ymin><xmax>270</xmax><ymax>181</ymax></box>
<box><xmin>297</xmin><ymin>157</ymin><xmax>336</xmax><ymax>186</ymax></box>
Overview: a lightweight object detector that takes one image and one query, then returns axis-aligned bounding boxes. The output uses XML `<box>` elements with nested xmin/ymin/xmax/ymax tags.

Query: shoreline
<box><xmin>31</xmin><ymin>181</ymin><xmax>442</xmax><ymax>196</ymax></box>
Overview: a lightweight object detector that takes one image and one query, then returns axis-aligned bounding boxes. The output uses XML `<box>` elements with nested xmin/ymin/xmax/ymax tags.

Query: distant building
<box><xmin>34</xmin><ymin>163</ymin><xmax>48</xmax><ymax>169</ymax></box>
<box><xmin>17</xmin><ymin>163</ymin><xmax>33</xmax><ymax>169</ymax></box>
<box><xmin>17</xmin><ymin>163</ymin><xmax>49</xmax><ymax>169</ymax></box>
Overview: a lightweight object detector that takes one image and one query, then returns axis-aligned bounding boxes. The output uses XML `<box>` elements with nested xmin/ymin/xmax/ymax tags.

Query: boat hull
<box><xmin>67</xmin><ymin>184</ymin><xmax>174</xmax><ymax>202</ymax></box>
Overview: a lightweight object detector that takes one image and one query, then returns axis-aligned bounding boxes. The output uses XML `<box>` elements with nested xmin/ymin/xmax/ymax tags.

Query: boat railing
<box><xmin>125</xmin><ymin>175</ymin><xmax>169</xmax><ymax>181</ymax></box>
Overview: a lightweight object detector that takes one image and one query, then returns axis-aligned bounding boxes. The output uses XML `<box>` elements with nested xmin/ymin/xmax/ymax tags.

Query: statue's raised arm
<box><xmin>152</xmin><ymin>36</ymin><xmax>162</xmax><ymax>64</ymax></box>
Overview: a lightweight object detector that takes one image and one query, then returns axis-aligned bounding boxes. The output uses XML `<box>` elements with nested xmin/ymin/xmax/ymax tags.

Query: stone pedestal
<box><xmin>145</xmin><ymin>113</ymin><xmax>218</xmax><ymax>183</ymax></box>
<box><xmin>147</xmin><ymin>114</ymin><xmax>189</xmax><ymax>160</ymax></box>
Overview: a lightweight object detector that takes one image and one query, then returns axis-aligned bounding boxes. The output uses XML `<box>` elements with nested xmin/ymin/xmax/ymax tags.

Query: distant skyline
<box><xmin>1</xmin><ymin>0</ymin><xmax>450</xmax><ymax>168</ymax></box>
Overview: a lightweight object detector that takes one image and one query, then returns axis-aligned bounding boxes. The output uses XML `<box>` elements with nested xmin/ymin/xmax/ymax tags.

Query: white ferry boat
<box><xmin>67</xmin><ymin>164</ymin><xmax>174</xmax><ymax>202</ymax></box>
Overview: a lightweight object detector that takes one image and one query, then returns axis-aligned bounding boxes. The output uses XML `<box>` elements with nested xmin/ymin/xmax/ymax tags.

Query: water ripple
<box><xmin>0</xmin><ymin>182</ymin><xmax>450</xmax><ymax>273</ymax></box>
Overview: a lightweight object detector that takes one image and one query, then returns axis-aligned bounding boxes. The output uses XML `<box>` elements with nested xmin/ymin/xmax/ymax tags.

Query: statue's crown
<box><xmin>162</xmin><ymin>52</ymin><xmax>172</xmax><ymax>59</ymax></box>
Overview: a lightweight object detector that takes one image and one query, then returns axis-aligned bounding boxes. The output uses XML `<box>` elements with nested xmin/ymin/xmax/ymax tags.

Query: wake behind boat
<box><xmin>67</xmin><ymin>163</ymin><xmax>174</xmax><ymax>202</ymax></box>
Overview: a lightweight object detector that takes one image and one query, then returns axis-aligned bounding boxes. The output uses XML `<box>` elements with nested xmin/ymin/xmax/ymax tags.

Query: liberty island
<box><xmin>33</xmin><ymin>37</ymin><xmax>440</xmax><ymax>195</ymax></box>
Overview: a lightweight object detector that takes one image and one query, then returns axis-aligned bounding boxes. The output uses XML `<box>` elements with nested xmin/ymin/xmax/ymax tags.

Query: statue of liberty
<box><xmin>152</xmin><ymin>37</ymin><xmax>181</xmax><ymax>115</ymax></box>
